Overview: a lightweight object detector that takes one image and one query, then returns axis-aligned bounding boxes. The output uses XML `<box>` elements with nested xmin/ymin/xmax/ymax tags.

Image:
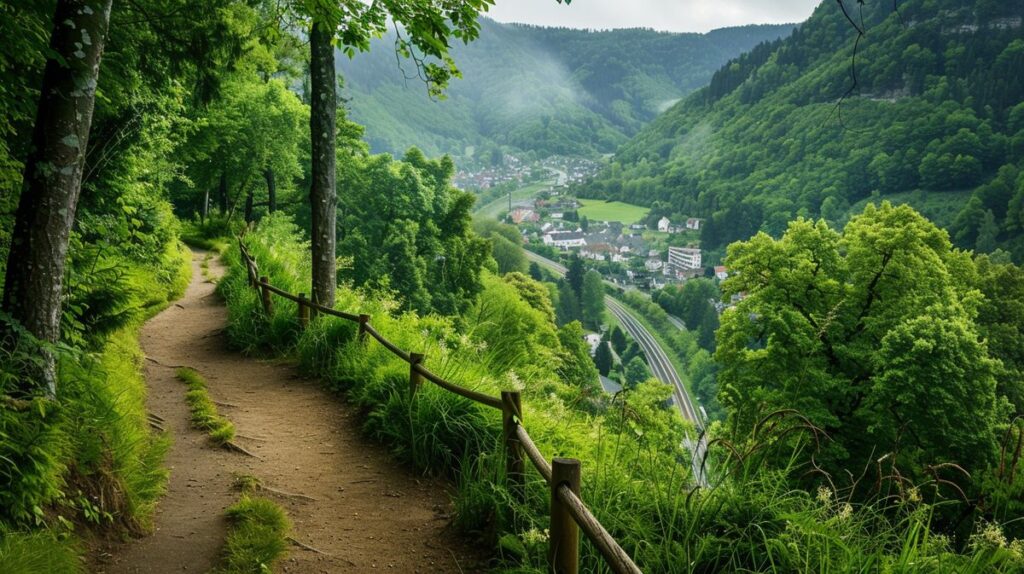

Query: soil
<box><xmin>95</xmin><ymin>250</ymin><xmax>487</xmax><ymax>573</ymax></box>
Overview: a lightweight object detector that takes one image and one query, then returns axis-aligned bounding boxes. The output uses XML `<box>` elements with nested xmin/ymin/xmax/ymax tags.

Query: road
<box><xmin>525</xmin><ymin>250</ymin><xmax>709</xmax><ymax>485</ymax></box>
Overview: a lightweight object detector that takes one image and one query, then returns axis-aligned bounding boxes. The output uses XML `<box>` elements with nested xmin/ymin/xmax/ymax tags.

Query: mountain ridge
<box><xmin>336</xmin><ymin>18</ymin><xmax>797</xmax><ymax>165</ymax></box>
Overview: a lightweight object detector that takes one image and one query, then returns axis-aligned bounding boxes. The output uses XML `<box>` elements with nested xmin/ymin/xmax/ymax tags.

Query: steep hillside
<box><xmin>336</xmin><ymin>19</ymin><xmax>795</xmax><ymax>164</ymax></box>
<box><xmin>581</xmin><ymin>0</ymin><xmax>1024</xmax><ymax>260</ymax></box>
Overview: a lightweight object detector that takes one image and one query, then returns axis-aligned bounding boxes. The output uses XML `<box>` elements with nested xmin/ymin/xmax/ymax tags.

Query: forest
<box><xmin>1</xmin><ymin>0</ymin><xmax>1023</xmax><ymax>572</ymax></box>
<box><xmin>581</xmin><ymin>0</ymin><xmax>1024</xmax><ymax>262</ymax></box>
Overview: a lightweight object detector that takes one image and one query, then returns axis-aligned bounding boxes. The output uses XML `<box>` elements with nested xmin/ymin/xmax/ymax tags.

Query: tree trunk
<box><xmin>1</xmin><ymin>0</ymin><xmax>114</xmax><ymax>397</ymax></box>
<box><xmin>201</xmin><ymin>188</ymin><xmax>209</xmax><ymax>223</ymax></box>
<box><xmin>309</xmin><ymin>20</ymin><xmax>336</xmax><ymax>308</ymax></box>
<box><xmin>264</xmin><ymin>168</ymin><xmax>276</xmax><ymax>214</ymax></box>
<box><xmin>244</xmin><ymin>186</ymin><xmax>254</xmax><ymax>224</ymax></box>
<box><xmin>218</xmin><ymin>171</ymin><xmax>228</xmax><ymax>214</ymax></box>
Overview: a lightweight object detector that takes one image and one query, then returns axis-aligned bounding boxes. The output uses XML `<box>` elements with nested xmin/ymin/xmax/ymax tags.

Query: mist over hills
<box><xmin>335</xmin><ymin>18</ymin><xmax>795</xmax><ymax>164</ymax></box>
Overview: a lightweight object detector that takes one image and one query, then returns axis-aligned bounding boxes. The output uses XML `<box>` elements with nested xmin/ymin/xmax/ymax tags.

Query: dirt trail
<box><xmin>97</xmin><ymin>250</ymin><xmax>485</xmax><ymax>573</ymax></box>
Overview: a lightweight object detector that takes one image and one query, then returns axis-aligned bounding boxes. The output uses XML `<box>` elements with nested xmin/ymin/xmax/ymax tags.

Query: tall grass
<box><xmin>219</xmin><ymin>496</ymin><xmax>290</xmax><ymax>574</ymax></box>
<box><xmin>176</xmin><ymin>368</ymin><xmax>236</xmax><ymax>446</ymax></box>
<box><xmin>219</xmin><ymin>215</ymin><xmax>1024</xmax><ymax>573</ymax></box>
<box><xmin>0</xmin><ymin>239</ymin><xmax>190</xmax><ymax>572</ymax></box>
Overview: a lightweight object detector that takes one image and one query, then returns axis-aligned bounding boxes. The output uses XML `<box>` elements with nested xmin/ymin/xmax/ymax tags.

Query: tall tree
<box><xmin>1</xmin><ymin>0</ymin><xmax>114</xmax><ymax>396</ymax></box>
<box><xmin>556</xmin><ymin>279</ymin><xmax>581</xmax><ymax>326</ymax></box>
<box><xmin>716</xmin><ymin>203</ymin><xmax>1001</xmax><ymax>493</ymax></box>
<box><xmin>624</xmin><ymin>356</ymin><xmax>651</xmax><ymax>389</ymax></box>
<box><xmin>308</xmin><ymin>18</ymin><xmax>337</xmax><ymax>308</ymax></box>
<box><xmin>594</xmin><ymin>339</ymin><xmax>614</xmax><ymax>377</ymax></box>
<box><xmin>609</xmin><ymin>326</ymin><xmax>627</xmax><ymax>354</ymax></box>
<box><xmin>580</xmin><ymin>269</ymin><xmax>605</xmax><ymax>329</ymax></box>
<box><xmin>301</xmin><ymin>0</ymin><xmax>574</xmax><ymax>307</ymax></box>
<box><xmin>566</xmin><ymin>253</ymin><xmax>585</xmax><ymax>297</ymax></box>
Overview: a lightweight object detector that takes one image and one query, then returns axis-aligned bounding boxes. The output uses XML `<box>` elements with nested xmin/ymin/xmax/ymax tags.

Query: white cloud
<box><xmin>487</xmin><ymin>0</ymin><xmax>821</xmax><ymax>33</ymax></box>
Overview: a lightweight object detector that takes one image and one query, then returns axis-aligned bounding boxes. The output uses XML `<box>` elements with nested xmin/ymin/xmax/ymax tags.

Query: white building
<box><xmin>584</xmin><ymin>333</ymin><xmax>602</xmax><ymax>356</ymax></box>
<box><xmin>644</xmin><ymin>258</ymin><xmax>664</xmax><ymax>272</ymax></box>
<box><xmin>668</xmin><ymin>246</ymin><xmax>702</xmax><ymax>271</ymax></box>
<box><xmin>542</xmin><ymin>231</ymin><xmax>586</xmax><ymax>250</ymax></box>
<box><xmin>658</xmin><ymin>217</ymin><xmax>671</xmax><ymax>232</ymax></box>
<box><xmin>685</xmin><ymin>218</ymin><xmax>702</xmax><ymax>231</ymax></box>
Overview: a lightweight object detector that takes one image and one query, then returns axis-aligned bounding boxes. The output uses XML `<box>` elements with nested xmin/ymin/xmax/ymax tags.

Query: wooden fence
<box><xmin>238</xmin><ymin>239</ymin><xmax>642</xmax><ymax>574</ymax></box>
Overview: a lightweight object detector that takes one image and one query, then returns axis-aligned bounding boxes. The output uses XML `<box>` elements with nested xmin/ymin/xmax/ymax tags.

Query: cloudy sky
<box><xmin>488</xmin><ymin>0</ymin><xmax>822</xmax><ymax>33</ymax></box>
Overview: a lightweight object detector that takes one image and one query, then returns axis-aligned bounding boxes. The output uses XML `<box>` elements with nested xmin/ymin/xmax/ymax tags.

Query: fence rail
<box><xmin>237</xmin><ymin>239</ymin><xmax>643</xmax><ymax>574</ymax></box>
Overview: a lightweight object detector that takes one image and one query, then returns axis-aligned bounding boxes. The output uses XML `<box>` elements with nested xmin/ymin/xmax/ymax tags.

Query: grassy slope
<box><xmin>0</xmin><ymin>241</ymin><xmax>192</xmax><ymax>573</ymax></box>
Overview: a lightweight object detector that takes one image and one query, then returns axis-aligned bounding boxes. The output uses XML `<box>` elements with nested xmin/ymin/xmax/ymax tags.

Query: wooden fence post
<box><xmin>259</xmin><ymin>276</ymin><xmax>273</xmax><ymax>315</ymax></box>
<box><xmin>550</xmin><ymin>458</ymin><xmax>581</xmax><ymax>574</ymax></box>
<box><xmin>357</xmin><ymin>314</ymin><xmax>370</xmax><ymax>343</ymax></box>
<box><xmin>298</xmin><ymin>293</ymin><xmax>310</xmax><ymax>329</ymax></box>
<box><xmin>502</xmin><ymin>391</ymin><xmax>524</xmax><ymax>501</ymax></box>
<box><xmin>409</xmin><ymin>353</ymin><xmax>424</xmax><ymax>399</ymax></box>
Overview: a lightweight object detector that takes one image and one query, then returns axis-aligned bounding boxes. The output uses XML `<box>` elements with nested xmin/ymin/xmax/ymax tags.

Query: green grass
<box><xmin>0</xmin><ymin>528</ymin><xmax>81</xmax><ymax>574</ymax></box>
<box><xmin>176</xmin><ymin>368</ymin><xmax>236</xmax><ymax>446</ymax></box>
<box><xmin>0</xmin><ymin>232</ymin><xmax>191</xmax><ymax>571</ymax></box>
<box><xmin>215</xmin><ymin>214</ymin><xmax>1024</xmax><ymax>574</ymax></box>
<box><xmin>474</xmin><ymin>180</ymin><xmax>553</xmax><ymax>220</ymax></box>
<box><xmin>219</xmin><ymin>496</ymin><xmax>290</xmax><ymax>574</ymax></box>
<box><xmin>577</xmin><ymin>199</ymin><xmax>650</xmax><ymax>224</ymax></box>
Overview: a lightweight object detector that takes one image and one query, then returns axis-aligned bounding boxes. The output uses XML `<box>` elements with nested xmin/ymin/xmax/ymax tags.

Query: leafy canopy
<box><xmin>717</xmin><ymin>202</ymin><xmax>1006</xmax><ymax>490</ymax></box>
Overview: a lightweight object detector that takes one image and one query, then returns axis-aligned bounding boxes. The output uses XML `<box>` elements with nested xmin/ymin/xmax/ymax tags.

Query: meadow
<box><xmin>577</xmin><ymin>199</ymin><xmax>650</xmax><ymax>224</ymax></box>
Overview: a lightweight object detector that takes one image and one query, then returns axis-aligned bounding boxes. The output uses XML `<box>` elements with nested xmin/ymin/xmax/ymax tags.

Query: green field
<box><xmin>577</xmin><ymin>199</ymin><xmax>649</xmax><ymax>224</ymax></box>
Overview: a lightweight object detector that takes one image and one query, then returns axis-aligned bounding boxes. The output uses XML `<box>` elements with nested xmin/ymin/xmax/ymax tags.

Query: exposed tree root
<box><xmin>261</xmin><ymin>485</ymin><xmax>316</xmax><ymax>502</ymax></box>
<box><xmin>224</xmin><ymin>441</ymin><xmax>261</xmax><ymax>459</ymax></box>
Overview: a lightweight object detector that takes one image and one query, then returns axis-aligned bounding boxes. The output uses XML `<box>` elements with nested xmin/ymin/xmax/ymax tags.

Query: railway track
<box><xmin>525</xmin><ymin>250</ymin><xmax>709</xmax><ymax>485</ymax></box>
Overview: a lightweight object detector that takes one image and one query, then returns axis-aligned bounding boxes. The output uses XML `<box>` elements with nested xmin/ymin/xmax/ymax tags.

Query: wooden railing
<box><xmin>237</xmin><ymin>239</ymin><xmax>642</xmax><ymax>574</ymax></box>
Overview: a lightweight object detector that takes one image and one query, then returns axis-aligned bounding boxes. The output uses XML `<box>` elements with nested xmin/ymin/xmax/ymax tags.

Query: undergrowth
<box><xmin>217</xmin><ymin>214</ymin><xmax>1024</xmax><ymax>573</ymax></box>
<box><xmin>0</xmin><ymin>238</ymin><xmax>190</xmax><ymax>572</ymax></box>
<box><xmin>180</xmin><ymin>215</ymin><xmax>237</xmax><ymax>253</ymax></box>
<box><xmin>176</xmin><ymin>368</ymin><xmax>236</xmax><ymax>446</ymax></box>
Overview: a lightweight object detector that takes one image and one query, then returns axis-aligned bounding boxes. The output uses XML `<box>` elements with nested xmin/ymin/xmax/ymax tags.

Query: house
<box><xmin>543</xmin><ymin>231</ymin><xmax>586</xmax><ymax>250</ymax></box>
<box><xmin>510</xmin><ymin>208</ymin><xmax>539</xmax><ymax>224</ymax></box>
<box><xmin>715</xmin><ymin>266</ymin><xmax>728</xmax><ymax>281</ymax></box>
<box><xmin>668</xmin><ymin>246</ymin><xmax>702</xmax><ymax>271</ymax></box>
<box><xmin>685</xmin><ymin>218</ymin><xmax>702</xmax><ymax>231</ymax></box>
<box><xmin>644</xmin><ymin>258</ymin><xmax>664</xmax><ymax>272</ymax></box>
<box><xmin>551</xmin><ymin>212</ymin><xmax>564</xmax><ymax>219</ymax></box>
<box><xmin>582</xmin><ymin>243</ymin><xmax>616</xmax><ymax>261</ymax></box>
<box><xmin>658</xmin><ymin>217</ymin><xmax>671</xmax><ymax>232</ymax></box>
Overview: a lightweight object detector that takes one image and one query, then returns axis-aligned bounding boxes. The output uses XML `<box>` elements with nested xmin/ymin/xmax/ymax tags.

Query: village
<box><xmin>453</xmin><ymin>154</ymin><xmax>602</xmax><ymax>190</ymax></box>
<box><xmin>510</xmin><ymin>189</ymin><xmax>729</xmax><ymax>292</ymax></box>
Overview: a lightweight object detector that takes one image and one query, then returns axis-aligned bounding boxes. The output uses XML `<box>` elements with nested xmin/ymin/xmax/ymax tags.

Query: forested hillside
<box><xmin>3</xmin><ymin>0</ymin><xmax>1024</xmax><ymax>571</ymax></box>
<box><xmin>337</xmin><ymin>19</ymin><xmax>795</xmax><ymax>163</ymax></box>
<box><xmin>582</xmin><ymin>0</ymin><xmax>1024</xmax><ymax>260</ymax></box>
